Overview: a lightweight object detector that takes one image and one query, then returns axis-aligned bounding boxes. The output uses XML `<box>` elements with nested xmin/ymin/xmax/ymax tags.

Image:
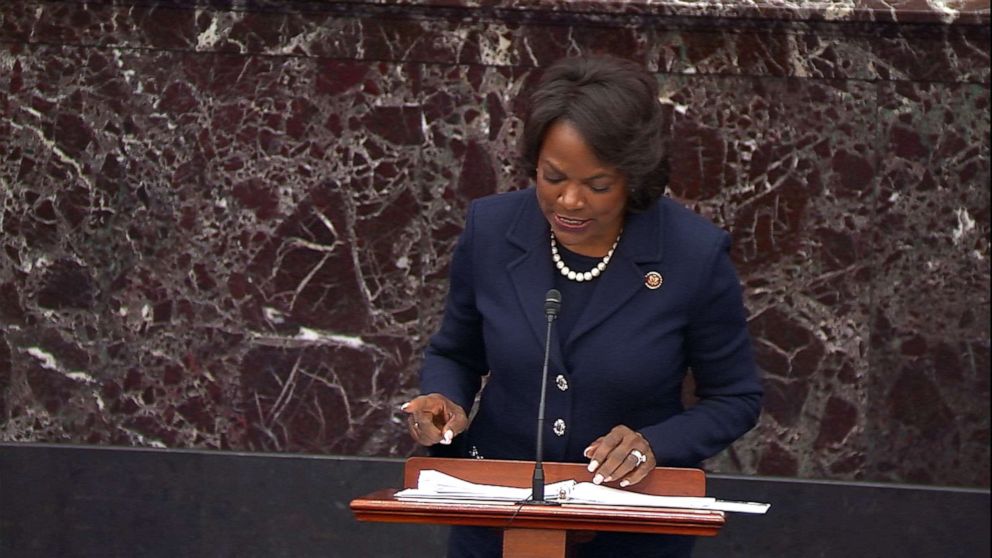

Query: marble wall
<box><xmin>1</xmin><ymin>0</ymin><xmax>988</xmax><ymax>487</ymax></box>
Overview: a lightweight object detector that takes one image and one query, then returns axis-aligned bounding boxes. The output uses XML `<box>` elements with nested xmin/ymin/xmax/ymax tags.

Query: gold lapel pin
<box><xmin>644</xmin><ymin>271</ymin><xmax>663</xmax><ymax>290</ymax></box>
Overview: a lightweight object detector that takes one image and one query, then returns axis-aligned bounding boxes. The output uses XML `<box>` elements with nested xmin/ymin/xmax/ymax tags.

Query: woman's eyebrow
<box><xmin>541</xmin><ymin>160</ymin><xmax>613</xmax><ymax>182</ymax></box>
<box><xmin>582</xmin><ymin>172</ymin><xmax>613</xmax><ymax>182</ymax></box>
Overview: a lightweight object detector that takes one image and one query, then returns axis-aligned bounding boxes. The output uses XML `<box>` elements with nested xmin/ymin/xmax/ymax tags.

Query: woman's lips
<box><xmin>553</xmin><ymin>213</ymin><xmax>591</xmax><ymax>232</ymax></box>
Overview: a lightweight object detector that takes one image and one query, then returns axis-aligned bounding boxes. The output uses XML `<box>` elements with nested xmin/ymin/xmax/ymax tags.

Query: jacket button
<box><xmin>553</xmin><ymin>419</ymin><xmax>566</xmax><ymax>436</ymax></box>
<box><xmin>555</xmin><ymin>374</ymin><xmax>568</xmax><ymax>391</ymax></box>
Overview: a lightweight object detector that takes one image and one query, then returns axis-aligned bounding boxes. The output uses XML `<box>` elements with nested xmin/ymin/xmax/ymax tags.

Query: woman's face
<box><xmin>535</xmin><ymin>120</ymin><xmax>628</xmax><ymax>257</ymax></box>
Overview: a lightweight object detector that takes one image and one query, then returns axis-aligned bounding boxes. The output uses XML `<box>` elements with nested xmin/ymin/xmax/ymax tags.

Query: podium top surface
<box><xmin>351</xmin><ymin>457</ymin><xmax>724</xmax><ymax>538</ymax></box>
<box><xmin>351</xmin><ymin>487</ymin><xmax>725</xmax><ymax>536</ymax></box>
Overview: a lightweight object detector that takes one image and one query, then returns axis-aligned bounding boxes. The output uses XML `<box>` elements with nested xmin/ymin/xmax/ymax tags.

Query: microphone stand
<box><xmin>520</xmin><ymin>294</ymin><xmax>561</xmax><ymax>506</ymax></box>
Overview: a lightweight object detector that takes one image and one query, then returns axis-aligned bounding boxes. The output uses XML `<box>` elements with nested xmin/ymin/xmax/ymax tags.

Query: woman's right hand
<box><xmin>401</xmin><ymin>393</ymin><xmax>469</xmax><ymax>446</ymax></box>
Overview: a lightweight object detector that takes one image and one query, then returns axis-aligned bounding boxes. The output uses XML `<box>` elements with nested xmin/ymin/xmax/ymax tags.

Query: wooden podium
<box><xmin>350</xmin><ymin>457</ymin><xmax>725</xmax><ymax>558</ymax></box>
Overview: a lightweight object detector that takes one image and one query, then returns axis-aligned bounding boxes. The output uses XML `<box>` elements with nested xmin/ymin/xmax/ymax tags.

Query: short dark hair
<box><xmin>519</xmin><ymin>55</ymin><xmax>670</xmax><ymax>212</ymax></box>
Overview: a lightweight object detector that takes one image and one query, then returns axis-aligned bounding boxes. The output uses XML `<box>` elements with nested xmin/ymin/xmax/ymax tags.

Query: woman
<box><xmin>402</xmin><ymin>55</ymin><xmax>762</xmax><ymax>558</ymax></box>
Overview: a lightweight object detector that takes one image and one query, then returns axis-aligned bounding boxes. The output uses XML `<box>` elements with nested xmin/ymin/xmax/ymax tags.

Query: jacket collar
<box><xmin>505</xmin><ymin>189</ymin><xmax>666</xmax><ymax>360</ymax></box>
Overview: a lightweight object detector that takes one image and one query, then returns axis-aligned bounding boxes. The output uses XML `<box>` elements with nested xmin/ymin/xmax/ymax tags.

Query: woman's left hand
<box><xmin>583</xmin><ymin>425</ymin><xmax>656</xmax><ymax>488</ymax></box>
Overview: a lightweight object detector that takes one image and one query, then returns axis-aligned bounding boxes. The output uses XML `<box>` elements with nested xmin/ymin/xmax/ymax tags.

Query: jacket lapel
<box><xmin>565</xmin><ymin>205</ymin><xmax>665</xmax><ymax>349</ymax></box>
<box><xmin>505</xmin><ymin>190</ymin><xmax>566</xmax><ymax>371</ymax></box>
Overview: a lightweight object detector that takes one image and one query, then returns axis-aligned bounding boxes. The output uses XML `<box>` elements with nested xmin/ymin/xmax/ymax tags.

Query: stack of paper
<box><xmin>395</xmin><ymin>470</ymin><xmax>575</xmax><ymax>503</ymax></box>
<box><xmin>394</xmin><ymin>470</ymin><xmax>770</xmax><ymax>514</ymax></box>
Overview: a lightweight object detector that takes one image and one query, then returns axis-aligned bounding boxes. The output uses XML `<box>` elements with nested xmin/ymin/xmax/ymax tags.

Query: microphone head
<box><xmin>544</xmin><ymin>289</ymin><xmax>562</xmax><ymax>317</ymax></box>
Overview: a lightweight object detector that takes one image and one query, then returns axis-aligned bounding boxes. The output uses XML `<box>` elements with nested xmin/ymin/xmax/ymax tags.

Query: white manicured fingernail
<box><xmin>400</xmin><ymin>403</ymin><xmax>410</xmax><ymax>410</ymax></box>
<box><xmin>593</xmin><ymin>474</ymin><xmax>603</xmax><ymax>485</ymax></box>
<box><xmin>587</xmin><ymin>460</ymin><xmax>599</xmax><ymax>473</ymax></box>
<box><xmin>583</xmin><ymin>447</ymin><xmax>593</xmax><ymax>458</ymax></box>
<box><xmin>620</xmin><ymin>480</ymin><xmax>630</xmax><ymax>487</ymax></box>
<box><xmin>442</xmin><ymin>430</ymin><xmax>453</xmax><ymax>444</ymax></box>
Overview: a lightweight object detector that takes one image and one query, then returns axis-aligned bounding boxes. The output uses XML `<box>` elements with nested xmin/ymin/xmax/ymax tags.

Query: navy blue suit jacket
<box><xmin>421</xmin><ymin>188</ymin><xmax>762</xmax><ymax>468</ymax></box>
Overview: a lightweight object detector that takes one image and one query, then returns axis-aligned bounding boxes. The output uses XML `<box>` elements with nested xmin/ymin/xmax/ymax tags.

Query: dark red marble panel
<box><xmin>1</xmin><ymin>1</ymin><xmax>988</xmax><ymax>84</ymax></box>
<box><xmin>0</xmin><ymin>33</ymin><xmax>528</xmax><ymax>454</ymax></box>
<box><xmin>464</xmin><ymin>0</ymin><xmax>992</xmax><ymax>25</ymax></box>
<box><xmin>0</xmin><ymin>0</ymin><xmax>989</xmax><ymax>489</ymax></box>
<box><xmin>866</xmin><ymin>81</ymin><xmax>990</xmax><ymax>487</ymax></box>
<box><xmin>661</xmin><ymin>74</ymin><xmax>879</xmax><ymax>480</ymax></box>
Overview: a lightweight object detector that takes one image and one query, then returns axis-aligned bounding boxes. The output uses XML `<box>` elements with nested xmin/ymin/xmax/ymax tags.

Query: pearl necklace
<box><xmin>550</xmin><ymin>231</ymin><xmax>621</xmax><ymax>282</ymax></box>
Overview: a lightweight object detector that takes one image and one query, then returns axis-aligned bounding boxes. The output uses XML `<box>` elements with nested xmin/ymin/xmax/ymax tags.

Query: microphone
<box><xmin>544</xmin><ymin>289</ymin><xmax>561</xmax><ymax>319</ymax></box>
<box><xmin>526</xmin><ymin>289</ymin><xmax>561</xmax><ymax>505</ymax></box>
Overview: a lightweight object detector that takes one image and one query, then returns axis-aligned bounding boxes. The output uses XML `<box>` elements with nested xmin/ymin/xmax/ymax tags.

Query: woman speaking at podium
<box><xmin>402</xmin><ymin>54</ymin><xmax>763</xmax><ymax>558</ymax></box>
